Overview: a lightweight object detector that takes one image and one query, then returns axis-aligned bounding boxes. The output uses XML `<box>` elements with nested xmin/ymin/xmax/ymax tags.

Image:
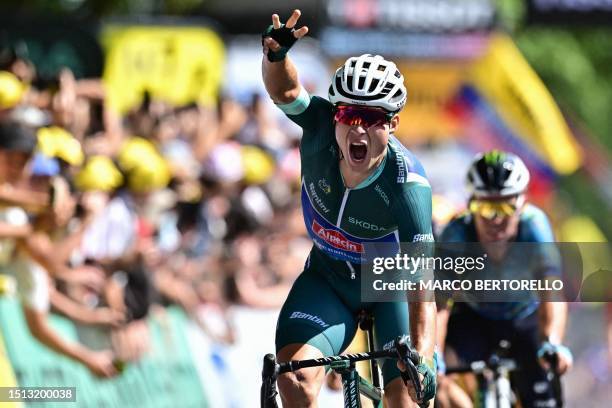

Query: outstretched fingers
<box><xmin>285</xmin><ymin>9</ymin><xmax>301</xmax><ymax>28</ymax></box>
<box><xmin>294</xmin><ymin>26</ymin><xmax>309</xmax><ymax>39</ymax></box>
<box><xmin>266</xmin><ymin>9</ymin><xmax>308</xmax><ymax>48</ymax></box>
<box><xmin>272</xmin><ymin>13</ymin><xmax>281</xmax><ymax>29</ymax></box>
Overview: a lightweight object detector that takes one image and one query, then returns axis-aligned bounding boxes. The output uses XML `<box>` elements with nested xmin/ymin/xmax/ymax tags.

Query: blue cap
<box><xmin>31</xmin><ymin>153</ymin><xmax>60</xmax><ymax>177</ymax></box>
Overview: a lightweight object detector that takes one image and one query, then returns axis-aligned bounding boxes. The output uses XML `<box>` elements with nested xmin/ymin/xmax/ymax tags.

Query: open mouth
<box><xmin>349</xmin><ymin>142</ymin><xmax>368</xmax><ymax>163</ymax></box>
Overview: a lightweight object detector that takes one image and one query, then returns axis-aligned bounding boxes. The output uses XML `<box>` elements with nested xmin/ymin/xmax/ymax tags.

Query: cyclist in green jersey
<box><xmin>262</xmin><ymin>10</ymin><xmax>436</xmax><ymax>407</ymax></box>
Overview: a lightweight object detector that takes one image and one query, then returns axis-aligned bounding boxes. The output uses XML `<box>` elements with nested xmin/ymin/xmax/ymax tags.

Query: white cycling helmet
<box><xmin>467</xmin><ymin>150</ymin><xmax>530</xmax><ymax>198</ymax></box>
<box><xmin>328</xmin><ymin>54</ymin><xmax>407</xmax><ymax>113</ymax></box>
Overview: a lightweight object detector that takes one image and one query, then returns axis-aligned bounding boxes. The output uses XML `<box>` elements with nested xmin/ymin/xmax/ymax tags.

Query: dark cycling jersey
<box><xmin>273</xmin><ymin>92</ymin><xmax>434</xmax><ymax>387</ymax></box>
<box><xmin>287</xmin><ymin>95</ymin><xmax>433</xmax><ymax>278</ymax></box>
<box><xmin>439</xmin><ymin>204</ymin><xmax>561</xmax><ymax>320</ymax></box>
<box><xmin>440</xmin><ymin>205</ymin><xmax>562</xmax><ymax>406</ymax></box>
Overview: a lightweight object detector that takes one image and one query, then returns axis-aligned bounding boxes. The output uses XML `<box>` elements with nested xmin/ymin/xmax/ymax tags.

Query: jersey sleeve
<box><xmin>521</xmin><ymin>206</ymin><xmax>562</xmax><ymax>279</ymax></box>
<box><xmin>391</xmin><ymin>182</ymin><xmax>434</xmax><ymax>282</ymax></box>
<box><xmin>275</xmin><ymin>90</ymin><xmax>335</xmax><ymax>155</ymax></box>
<box><xmin>392</xmin><ymin>183</ymin><xmax>434</xmax><ymax>244</ymax></box>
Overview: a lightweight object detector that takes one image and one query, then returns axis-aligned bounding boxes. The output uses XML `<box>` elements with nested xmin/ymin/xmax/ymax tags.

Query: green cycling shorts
<box><xmin>275</xmin><ymin>249</ymin><xmax>410</xmax><ymax>387</ymax></box>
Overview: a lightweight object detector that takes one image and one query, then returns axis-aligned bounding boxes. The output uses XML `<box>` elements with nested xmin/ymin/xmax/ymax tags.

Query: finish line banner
<box><xmin>358</xmin><ymin>242</ymin><xmax>611</xmax><ymax>304</ymax></box>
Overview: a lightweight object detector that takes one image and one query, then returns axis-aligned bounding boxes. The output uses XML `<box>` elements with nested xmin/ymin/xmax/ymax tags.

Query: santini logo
<box><xmin>308</xmin><ymin>182</ymin><xmax>330</xmax><ymax>213</ymax></box>
<box><xmin>290</xmin><ymin>312</ymin><xmax>330</xmax><ymax>328</ymax></box>
<box><xmin>413</xmin><ymin>233</ymin><xmax>434</xmax><ymax>242</ymax></box>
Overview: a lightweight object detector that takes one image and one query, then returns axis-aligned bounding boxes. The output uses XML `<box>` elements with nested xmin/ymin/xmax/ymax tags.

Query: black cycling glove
<box><xmin>262</xmin><ymin>24</ymin><xmax>297</xmax><ymax>62</ymax></box>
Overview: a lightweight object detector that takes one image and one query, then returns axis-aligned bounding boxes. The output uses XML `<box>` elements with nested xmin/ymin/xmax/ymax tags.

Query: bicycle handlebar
<box><xmin>444</xmin><ymin>357</ymin><xmax>517</xmax><ymax>375</ymax></box>
<box><xmin>260</xmin><ymin>336</ymin><xmax>430</xmax><ymax>408</ymax></box>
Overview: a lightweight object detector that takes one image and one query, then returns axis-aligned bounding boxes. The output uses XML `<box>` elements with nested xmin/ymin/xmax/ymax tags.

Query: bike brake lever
<box><xmin>543</xmin><ymin>350</ymin><xmax>560</xmax><ymax>376</ymax></box>
<box><xmin>394</xmin><ymin>337</ymin><xmax>426</xmax><ymax>405</ymax></box>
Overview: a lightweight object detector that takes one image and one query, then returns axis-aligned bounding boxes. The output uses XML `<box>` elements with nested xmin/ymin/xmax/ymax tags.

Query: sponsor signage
<box><xmin>321</xmin><ymin>29</ymin><xmax>490</xmax><ymax>59</ymax></box>
<box><xmin>326</xmin><ymin>0</ymin><xmax>496</xmax><ymax>32</ymax></box>
<box><xmin>301</xmin><ymin>183</ymin><xmax>399</xmax><ymax>263</ymax></box>
<box><xmin>312</xmin><ymin>220</ymin><xmax>365</xmax><ymax>253</ymax></box>
<box><xmin>321</xmin><ymin>0</ymin><xmax>494</xmax><ymax>59</ymax></box>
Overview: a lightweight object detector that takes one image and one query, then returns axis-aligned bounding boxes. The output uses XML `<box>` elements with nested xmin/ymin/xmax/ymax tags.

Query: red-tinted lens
<box><xmin>334</xmin><ymin>106</ymin><xmax>388</xmax><ymax>128</ymax></box>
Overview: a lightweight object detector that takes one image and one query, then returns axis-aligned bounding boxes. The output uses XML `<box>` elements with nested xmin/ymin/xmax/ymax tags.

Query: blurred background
<box><xmin>0</xmin><ymin>0</ymin><xmax>610</xmax><ymax>406</ymax></box>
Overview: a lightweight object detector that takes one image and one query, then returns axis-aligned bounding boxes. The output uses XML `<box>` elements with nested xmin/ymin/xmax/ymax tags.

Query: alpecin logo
<box><xmin>311</xmin><ymin>220</ymin><xmax>364</xmax><ymax>253</ymax></box>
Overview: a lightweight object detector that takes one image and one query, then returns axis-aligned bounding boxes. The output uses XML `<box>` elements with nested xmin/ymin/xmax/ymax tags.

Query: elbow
<box><xmin>276</xmin><ymin>88</ymin><xmax>301</xmax><ymax>104</ymax></box>
<box><xmin>266</xmin><ymin>86</ymin><xmax>301</xmax><ymax>105</ymax></box>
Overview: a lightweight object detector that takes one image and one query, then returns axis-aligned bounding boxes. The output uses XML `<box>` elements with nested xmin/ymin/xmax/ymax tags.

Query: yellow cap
<box><xmin>75</xmin><ymin>156</ymin><xmax>124</xmax><ymax>192</ymax></box>
<box><xmin>0</xmin><ymin>71</ymin><xmax>25</xmax><ymax>109</ymax></box>
<box><xmin>126</xmin><ymin>153</ymin><xmax>171</xmax><ymax>193</ymax></box>
<box><xmin>37</xmin><ymin>126</ymin><xmax>84</xmax><ymax>166</ymax></box>
<box><xmin>241</xmin><ymin>145</ymin><xmax>275</xmax><ymax>185</ymax></box>
<box><xmin>118</xmin><ymin>137</ymin><xmax>159</xmax><ymax>172</ymax></box>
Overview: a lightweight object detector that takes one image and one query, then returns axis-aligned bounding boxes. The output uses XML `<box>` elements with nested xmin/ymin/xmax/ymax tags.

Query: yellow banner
<box><xmin>102</xmin><ymin>25</ymin><xmax>225</xmax><ymax>113</ymax></box>
<box><xmin>396</xmin><ymin>62</ymin><xmax>469</xmax><ymax>144</ymax></box>
<box><xmin>471</xmin><ymin>34</ymin><xmax>582</xmax><ymax>174</ymax></box>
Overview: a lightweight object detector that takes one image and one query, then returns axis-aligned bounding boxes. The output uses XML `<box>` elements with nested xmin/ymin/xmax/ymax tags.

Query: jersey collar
<box><xmin>352</xmin><ymin>151</ymin><xmax>388</xmax><ymax>190</ymax></box>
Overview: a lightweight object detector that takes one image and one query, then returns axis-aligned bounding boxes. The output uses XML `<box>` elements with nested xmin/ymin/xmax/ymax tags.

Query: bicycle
<box><xmin>443</xmin><ymin>340</ymin><xmax>517</xmax><ymax>408</ymax></box>
<box><xmin>260</xmin><ymin>313</ymin><xmax>429</xmax><ymax>408</ymax></box>
<box><xmin>541</xmin><ymin>349</ymin><xmax>564</xmax><ymax>407</ymax></box>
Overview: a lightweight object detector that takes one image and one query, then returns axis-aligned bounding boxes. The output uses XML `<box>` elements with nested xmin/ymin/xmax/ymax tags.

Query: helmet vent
<box><xmin>357</xmin><ymin>76</ymin><xmax>366</xmax><ymax>89</ymax></box>
<box><xmin>368</xmin><ymin>78</ymin><xmax>380</xmax><ymax>93</ymax></box>
<box><xmin>346</xmin><ymin>75</ymin><xmax>354</xmax><ymax>92</ymax></box>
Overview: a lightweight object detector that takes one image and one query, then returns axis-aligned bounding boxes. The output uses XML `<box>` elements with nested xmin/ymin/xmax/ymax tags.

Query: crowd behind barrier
<box><xmin>0</xmin><ymin>39</ymin><xmax>312</xmax><ymax>403</ymax></box>
<box><xmin>0</xmin><ymin>299</ymin><xmax>208</xmax><ymax>407</ymax></box>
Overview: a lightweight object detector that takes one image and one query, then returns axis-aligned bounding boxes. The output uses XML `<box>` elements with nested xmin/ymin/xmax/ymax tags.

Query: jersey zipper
<box><xmin>336</xmin><ymin>188</ymin><xmax>356</xmax><ymax>279</ymax></box>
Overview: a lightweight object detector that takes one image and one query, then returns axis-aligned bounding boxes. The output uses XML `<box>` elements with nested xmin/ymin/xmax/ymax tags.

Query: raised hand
<box><xmin>262</xmin><ymin>9</ymin><xmax>309</xmax><ymax>62</ymax></box>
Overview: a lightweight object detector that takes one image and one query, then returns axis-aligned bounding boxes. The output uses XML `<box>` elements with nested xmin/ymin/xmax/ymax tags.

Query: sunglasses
<box><xmin>334</xmin><ymin>105</ymin><xmax>394</xmax><ymax>129</ymax></box>
<box><xmin>469</xmin><ymin>197</ymin><xmax>523</xmax><ymax>220</ymax></box>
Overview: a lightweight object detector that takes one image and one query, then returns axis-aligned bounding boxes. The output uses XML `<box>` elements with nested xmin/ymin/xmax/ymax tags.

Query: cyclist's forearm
<box><xmin>409</xmin><ymin>300</ymin><xmax>437</xmax><ymax>358</ymax></box>
<box><xmin>262</xmin><ymin>56</ymin><xmax>301</xmax><ymax>104</ymax></box>
<box><xmin>435</xmin><ymin>306</ymin><xmax>450</xmax><ymax>352</ymax></box>
<box><xmin>539</xmin><ymin>301</ymin><xmax>567</xmax><ymax>344</ymax></box>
